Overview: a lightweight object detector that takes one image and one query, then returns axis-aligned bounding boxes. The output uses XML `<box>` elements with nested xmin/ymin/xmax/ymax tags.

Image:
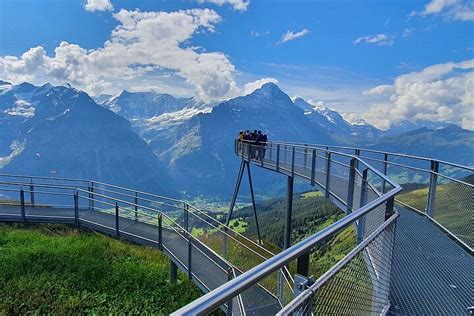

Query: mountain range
<box><xmin>1</xmin><ymin>80</ymin><xmax>472</xmax><ymax>198</ymax></box>
<box><xmin>0</xmin><ymin>81</ymin><xmax>174</xmax><ymax>195</ymax></box>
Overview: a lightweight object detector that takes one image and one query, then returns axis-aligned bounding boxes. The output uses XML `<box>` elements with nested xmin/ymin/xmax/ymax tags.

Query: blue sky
<box><xmin>0</xmin><ymin>0</ymin><xmax>473</xmax><ymax>129</ymax></box>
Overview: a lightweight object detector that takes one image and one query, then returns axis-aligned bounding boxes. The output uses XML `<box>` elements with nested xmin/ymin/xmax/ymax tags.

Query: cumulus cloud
<box><xmin>410</xmin><ymin>0</ymin><xmax>474</xmax><ymax>21</ymax></box>
<box><xmin>243</xmin><ymin>77</ymin><xmax>278</xmax><ymax>95</ymax></box>
<box><xmin>353</xmin><ymin>59</ymin><xmax>474</xmax><ymax>130</ymax></box>
<box><xmin>84</xmin><ymin>0</ymin><xmax>114</xmax><ymax>12</ymax></box>
<box><xmin>278</xmin><ymin>29</ymin><xmax>309</xmax><ymax>44</ymax></box>
<box><xmin>0</xmin><ymin>8</ymin><xmax>239</xmax><ymax>102</ymax></box>
<box><xmin>353</xmin><ymin>34</ymin><xmax>394</xmax><ymax>46</ymax></box>
<box><xmin>197</xmin><ymin>0</ymin><xmax>250</xmax><ymax>11</ymax></box>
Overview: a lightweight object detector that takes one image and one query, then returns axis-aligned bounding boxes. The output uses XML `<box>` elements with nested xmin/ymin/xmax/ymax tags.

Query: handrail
<box><xmin>266</xmin><ymin>140</ymin><xmax>474</xmax><ymax>172</ymax></box>
<box><xmin>170</xmin><ymin>185</ymin><xmax>401</xmax><ymax>315</ymax></box>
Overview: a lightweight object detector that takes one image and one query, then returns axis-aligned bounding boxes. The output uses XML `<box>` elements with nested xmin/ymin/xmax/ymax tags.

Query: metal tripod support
<box><xmin>226</xmin><ymin>159</ymin><xmax>262</xmax><ymax>244</ymax></box>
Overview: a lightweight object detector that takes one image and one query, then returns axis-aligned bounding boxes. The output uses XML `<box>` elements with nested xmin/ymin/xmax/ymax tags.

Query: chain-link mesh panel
<box><xmin>433</xmin><ymin>175</ymin><xmax>474</xmax><ymax>248</ymax></box>
<box><xmin>279</xmin><ymin>217</ymin><xmax>396</xmax><ymax>316</ymax></box>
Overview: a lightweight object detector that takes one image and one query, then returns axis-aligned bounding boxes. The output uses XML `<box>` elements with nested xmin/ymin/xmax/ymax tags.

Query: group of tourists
<box><xmin>236</xmin><ymin>130</ymin><xmax>268</xmax><ymax>160</ymax></box>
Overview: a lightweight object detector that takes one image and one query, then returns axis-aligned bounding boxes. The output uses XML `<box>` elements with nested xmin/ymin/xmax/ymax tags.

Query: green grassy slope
<box><xmin>0</xmin><ymin>224</ymin><xmax>201</xmax><ymax>315</ymax></box>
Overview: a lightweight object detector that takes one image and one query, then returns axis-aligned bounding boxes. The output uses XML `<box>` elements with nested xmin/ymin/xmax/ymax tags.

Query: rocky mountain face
<box><xmin>0</xmin><ymin>82</ymin><xmax>174</xmax><ymax>195</ymax></box>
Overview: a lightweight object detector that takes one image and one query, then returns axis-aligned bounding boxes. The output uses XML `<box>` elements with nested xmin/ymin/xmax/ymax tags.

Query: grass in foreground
<box><xmin>0</xmin><ymin>223</ymin><xmax>201</xmax><ymax>315</ymax></box>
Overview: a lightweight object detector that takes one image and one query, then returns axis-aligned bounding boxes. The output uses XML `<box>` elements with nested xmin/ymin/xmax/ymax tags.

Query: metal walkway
<box><xmin>1</xmin><ymin>139</ymin><xmax>472</xmax><ymax>315</ymax></box>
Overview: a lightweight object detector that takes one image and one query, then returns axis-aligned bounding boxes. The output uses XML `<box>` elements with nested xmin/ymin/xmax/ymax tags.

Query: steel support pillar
<box><xmin>226</xmin><ymin>160</ymin><xmax>246</xmax><ymax>226</ymax></box>
<box><xmin>246</xmin><ymin>162</ymin><xmax>262</xmax><ymax>244</ymax></box>
<box><xmin>284</xmin><ymin>176</ymin><xmax>294</xmax><ymax>250</ymax></box>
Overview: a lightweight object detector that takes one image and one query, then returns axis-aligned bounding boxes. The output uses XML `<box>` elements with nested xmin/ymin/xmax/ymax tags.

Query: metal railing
<box><xmin>172</xmin><ymin>140</ymin><xmax>402</xmax><ymax>315</ymax></box>
<box><xmin>265</xmin><ymin>141</ymin><xmax>474</xmax><ymax>251</ymax></box>
<box><xmin>0</xmin><ymin>173</ymin><xmax>295</xmax><ymax>315</ymax></box>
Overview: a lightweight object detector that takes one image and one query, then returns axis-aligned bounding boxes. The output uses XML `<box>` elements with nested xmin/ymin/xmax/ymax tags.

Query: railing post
<box><xmin>296</xmin><ymin>252</ymin><xmax>310</xmax><ymax>277</ymax></box>
<box><xmin>20</xmin><ymin>187</ymin><xmax>25</xmax><ymax>222</ymax></box>
<box><xmin>382</xmin><ymin>153</ymin><xmax>388</xmax><ymax>193</ymax></box>
<box><xmin>276</xmin><ymin>144</ymin><xmax>280</xmax><ymax>171</ymax></box>
<box><xmin>269</xmin><ymin>143</ymin><xmax>273</xmax><ymax>160</ymax></box>
<box><xmin>385</xmin><ymin>196</ymin><xmax>395</xmax><ymax>220</ymax></box>
<box><xmin>357</xmin><ymin>168</ymin><xmax>369</xmax><ymax>244</ymax></box>
<box><xmin>354</xmin><ymin>149</ymin><xmax>360</xmax><ymax>170</ymax></box>
<box><xmin>291</xmin><ymin>146</ymin><xmax>295</xmax><ymax>177</ymax></box>
<box><xmin>170</xmin><ymin>259</ymin><xmax>177</xmax><ymax>284</ymax></box>
<box><xmin>134</xmin><ymin>192</ymin><xmax>138</xmax><ymax>221</ymax></box>
<box><xmin>226</xmin><ymin>267</ymin><xmax>234</xmax><ymax>316</ymax></box>
<box><xmin>311</xmin><ymin>149</ymin><xmax>316</xmax><ymax>186</ymax></box>
<box><xmin>303</xmin><ymin>145</ymin><xmax>308</xmax><ymax>167</ymax></box>
<box><xmin>90</xmin><ymin>182</ymin><xmax>94</xmax><ymax>211</ymax></box>
<box><xmin>223</xmin><ymin>226</ymin><xmax>227</xmax><ymax>259</ymax></box>
<box><xmin>188</xmin><ymin>235</ymin><xmax>193</xmax><ymax>280</ymax></box>
<box><xmin>325</xmin><ymin>152</ymin><xmax>331</xmax><ymax>198</ymax></box>
<box><xmin>247</xmin><ymin>142</ymin><xmax>252</xmax><ymax>161</ymax></box>
<box><xmin>158</xmin><ymin>213</ymin><xmax>163</xmax><ymax>250</ymax></box>
<box><xmin>346</xmin><ymin>158</ymin><xmax>356</xmax><ymax>213</ymax></box>
<box><xmin>29</xmin><ymin>178</ymin><xmax>34</xmax><ymax>207</ymax></box>
<box><xmin>284</xmin><ymin>145</ymin><xmax>288</xmax><ymax>163</ymax></box>
<box><xmin>74</xmin><ymin>191</ymin><xmax>79</xmax><ymax>227</ymax></box>
<box><xmin>426</xmin><ymin>160</ymin><xmax>439</xmax><ymax>217</ymax></box>
<box><xmin>115</xmin><ymin>202</ymin><xmax>119</xmax><ymax>237</ymax></box>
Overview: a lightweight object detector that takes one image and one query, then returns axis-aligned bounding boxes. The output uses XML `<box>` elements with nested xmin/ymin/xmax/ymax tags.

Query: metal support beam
<box><xmin>284</xmin><ymin>176</ymin><xmax>294</xmax><ymax>250</ymax></box>
<box><xmin>246</xmin><ymin>163</ymin><xmax>262</xmax><ymax>244</ymax></box>
<box><xmin>226</xmin><ymin>160</ymin><xmax>246</xmax><ymax>226</ymax></box>
<box><xmin>427</xmin><ymin>160</ymin><xmax>439</xmax><ymax>217</ymax></box>
<box><xmin>170</xmin><ymin>259</ymin><xmax>177</xmax><ymax>284</ymax></box>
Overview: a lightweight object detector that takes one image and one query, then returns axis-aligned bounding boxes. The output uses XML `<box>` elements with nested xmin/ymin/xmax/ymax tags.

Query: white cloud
<box><xmin>355</xmin><ymin>59</ymin><xmax>474</xmax><ymax>130</ymax></box>
<box><xmin>278</xmin><ymin>29</ymin><xmax>309</xmax><ymax>44</ymax></box>
<box><xmin>0</xmin><ymin>8</ymin><xmax>239</xmax><ymax>103</ymax></box>
<box><xmin>353</xmin><ymin>34</ymin><xmax>394</xmax><ymax>46</ymax></box>
<box><xmin>197</xmin><ymin>0</ymin><xmax>250</xmax><ymax>11</ymax></box>
<box><xmin>410</xmin><ymin>0</ymin><xmax>474</xmax><ymax>21</ymax></box>
<box><xmin>243</xmin><ymin>77</ymin><xmax>278</xmax><ymax>95</ymax></box>
<box><xmin>84</xmin><ymin>0</ymin><xmax>113</xmax><ymax>12</ymax></box>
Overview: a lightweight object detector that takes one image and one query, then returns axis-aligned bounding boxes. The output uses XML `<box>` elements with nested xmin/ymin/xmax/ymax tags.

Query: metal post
<box><xmin>223</xmin><ymin>226</ymin><xmax>227</xmax><ymax>259</ymax></box>
<box><xmin>90</xmin><ymin>182</ymin><xmax>94</xmax><ymax>211</ymax></box>
<box><xmin>427</xmin><ymin>160</ymin><xmax>439</xmax><ymax>217</ymax></box>
<box><xmin>284</xmin><ymin>176</ymin><xmax>294</xmax><ymax>249</ymax></box>
<box><xmin>269</xmin><ymin>143</ymin><xmax>273</xmax><ymax>160</ymax></box>
<box><xmin>74</xmin><ymin>191</ymin><xmax>79</xmax><ymax>227</ymax></box>
<box><xmin>276</xmin><ymin>144</ymin><xmax>280</xmax><ymax>171</ymax></box>
<box><xmin>115</xmin><ymin>202</ymin><xmax>119</xmax><ymax>237</ymax></box>
<box><xmin>357</xmin><ymin>169</ymin><xmax>369</xmax><ymax>244</ymax></box>
<box><xmin>247</xmin><ymin>142</ymin><xmax>252</xmax><ymax>161</ymax></box>
<box><xmin>226</xmin><ymin>160</ymin><xmax>245</xmax><ymax>226</ymax></box>
<box><xmin>354</xmin><ymin>149</ymin><xmax>360</xmax><ymax>170</ymax></box>
<box><xmin>188</xmin><ymin>235</ymin><xmax>193</xmax><ymax>280</ymax></box>
<box><xmin>291</xmin><ymin>146</ymin><xmax>295</xmax><ymax>177</ymax></box>
<box><xmin>310</xmin><ymin>149</ymin><xmax>316</xmax><ymax>186</ymax></box>
<box><xmin>382</xmin><ymin>153</ymin><xmax>388</xmax><ymax>193</ymax></box>
<box><xmin>184</xmin><ymin>203</ymin><xmax>189</xmax><ymax>231</ymax></box>
<box><xmin>29</xmin><ymin>178</ymin><xmax>34</xmax><ymax>207</ymax></box>
<box><xmin>346</xmin><ymin>158</ymin><xmax>356</xmax><ymax>213</ymax></box>
<box><xmin>296</xmin><ymin>252</ymin><xmax>310</xmax><ymax>277</ymax></box>
<box><xmin>158</xmin><ymin>213</ymin><xmax>163</xmax><ymax>250</ymax></box>
<box><xmin>325</xmin><ymin>152</ymin><xmax>331</xmax><ymax>198</ymax></box>
<box><xmin>134</xmin><ymin>192</ymin><xmax>138</xmax><ymax>221</ymax></box>
<box><xmin>20</xmin><ymin>187</ymin><xmax>25</xmax><ymax>222</ymax></box>
<box><xmin>303</xmin><ymin>145</ymin><xmax>308</xmax><ymax>167</ymax></box>
<box><xmin>247</xmin><ymin>164</ymin><xmax>262</xmax><ymax>244</ymax></box>
<box><xmin>385</xmin><ymin>196</ymin><xmax>395</xmax><ymax>220</ymax></box>
<box><xmin>227</xmin><ymin>267</ymin><xmax>234</xmax><ymax>316</ymax></box>
<box><xmin>170</xmin><ymin>259</ymin><xmax>177</xmax><ymax>284</ymax></box>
